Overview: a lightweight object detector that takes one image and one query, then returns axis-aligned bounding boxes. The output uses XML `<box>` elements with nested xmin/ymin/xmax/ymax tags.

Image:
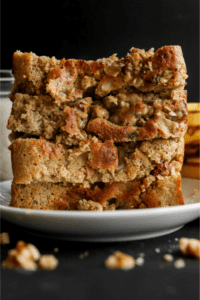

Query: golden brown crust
<box><xmin>11</xmin><ymin>51</ymin><xmax>62</xmax><ymax>96</ymax></box>
<box><xmin>95</xmin><ymin>74</ymin><xmax>125</xmax><ymax>97</ymax></box>
<box><xmin>142</xmin><ymin>176</ymin><xmax>184</xmax><ymax>207</ymax></box>
<box><xmin>63</xmin><ymin>106</ymin><xmax>79</xmax><ymax>136</ymax></box>
<box><xmin>11</xmin><ymin>46</ymin><xmax>187</xmax><ymax>99</ymax></box>
<box><xmin>10</xmin><ymin>172</ymin><xmax>184</xmax><ymax>210</ymax></box>
<box><xmin>12</xmin><ymin>52</ymin><xmax>32</xmax><ymax>79</ymax></box>
<box><xmin>138</xmin><ymin>120</ymin><xmax>158</xmax><ymax>140</ymax></box>
<box><xmin>142</xmin><ymin>46</ymin><xmax>186</xmax><ymax>89</ymax></box>
<box><xmin>123</xmin><ymin>46</ymin><xmax>187</xmax><ymax>93</ymax></box>
<box><xmin>78</xmin><ymin>60</ymin><xmax>105</xmax><ymax>76</ymax></box>
<box><xmin>89</xmin><ymin>139</ymin><xmax>118</xmax><ymax>172</ymax></box>
<box><xmin>87</xmin><ymin>118</ymin><xmax>137</xmax><ymax>142</ymax></box>
<box><xmin>87</xmin><ymin>116</ymin><xmax>187</xmax><ymax>143</ymax></box>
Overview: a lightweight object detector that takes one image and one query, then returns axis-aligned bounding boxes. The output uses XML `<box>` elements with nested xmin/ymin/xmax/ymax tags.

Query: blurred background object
<box><xmin>181</xmin><ymin>103</ymin><xmax>200</xmax><ymax>179</ymax></box>
<box><xmin>0</xmin><ymin>71</ymin><xmax>14</xmax><ymax>181</ymax></box>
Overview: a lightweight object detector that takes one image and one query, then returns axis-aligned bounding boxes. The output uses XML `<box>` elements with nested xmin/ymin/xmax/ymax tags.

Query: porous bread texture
<box><xmin>11</xmin><ymin>51</ymin><xmax>62</xmax><ymax>96</ymax></box>
<box><xmin>10</xmin><ymin>46</ymin><xmax>187</xmax><ymax>101</ymax></box>
<box><xmin>9</xmin><ymin>137</ymin><xmax>184</xmax><ymax>184</ymax></box>
<box><xmin>7</xmin><ymin>93</ymin><xmax>91</xmax><ymax>146</ymax></box>
<box><xmin>7</xmin><ymin>89</ymin><xmax>187</xmax><ymax>145</ymax></box>
<box><xmin>8</xmin><ymin>45</ymin><xmax>188</xmax><ymax>210</ymax></box>
<box><xmin>87</xmin><ymin>89</ymin><xmax>187</xmax><ymax>142</ymax></box>
<box><xmin>10</xmin><ymin>171</ymin><xmax>184</xmax><ymax>210</ymax></box>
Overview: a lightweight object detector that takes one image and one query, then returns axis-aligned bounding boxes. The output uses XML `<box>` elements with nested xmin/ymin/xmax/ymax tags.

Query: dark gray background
<box><xmin>1</xmin><ymin>0</ymin><xmax>199</xmax><ymax>101</ymax></box>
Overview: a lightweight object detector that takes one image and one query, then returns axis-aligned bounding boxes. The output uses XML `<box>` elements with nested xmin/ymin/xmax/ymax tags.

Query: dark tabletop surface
<box><xmin>1</xmin><ymin>217</ymin><xmax>199</xmax><ymax>300</ymax></box>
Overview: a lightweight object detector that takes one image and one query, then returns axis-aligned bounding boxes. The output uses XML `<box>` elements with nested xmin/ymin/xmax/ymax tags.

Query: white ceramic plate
<box><xmin>0</xmin><ymin>178</ymin><xmax>199</xmax><ymax>242</ymax></box>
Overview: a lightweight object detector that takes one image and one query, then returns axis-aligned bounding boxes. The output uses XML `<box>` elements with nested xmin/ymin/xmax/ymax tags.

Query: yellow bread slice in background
<box><xmin>184</xmin><ymin>103</ymin><xmax>200</xmax><ymax>144</ymax></box>
<box><xmin>181</xmin><ymin>162</ymin><xmax>200</xmax><ymax>179</ymax></box>
<box><xmin>182</xmin><ymin>103</ymin><xmax>200</xmax><ymax>179</ymax></box>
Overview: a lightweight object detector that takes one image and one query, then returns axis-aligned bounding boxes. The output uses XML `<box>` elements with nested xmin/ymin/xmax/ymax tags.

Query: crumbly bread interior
<box><xmin>10</xmin><ymin>137</ymin><xmax>184</xmax><ymax>184</ymax></box>
<box><xmin>8</xmin><ymin>45</ymin><xmax>188</xmax><ymax>210</ymax></box>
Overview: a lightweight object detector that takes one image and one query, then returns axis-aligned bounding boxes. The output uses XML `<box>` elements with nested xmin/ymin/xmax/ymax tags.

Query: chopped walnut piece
<box><xmin>38</xmin><ymin>254</ymin><xmax>58</xmax><ymax>270</ymax></box>
<box><xmin>105</xmin><ymin>251</ymin><xmax>135</xmax><ymax>270</ymax></box>
<box><xmin>1</xmin><ymin>240</ymin><xmax>40</xmax><ymax>271</ymax></box>
<box><xmin>0</xmin><ymin>232</ymin><xmax>10</xmax><ymax>246</ymax></box>
<box><xmin>91</xmin><ymin>105</ymin><xmax>109</xmax><ymax>120</ymax></box>
<box><xmin>179</xmin><ymin>237</ymin><xmax>200</xmax><ymax>258</ymax></box>
<box><xmin>163</xmin><ymin>254</ymin><xmax>174</xmax><ymax>262</ymax></box>
<box><xmin>77</xmin><ymin>199</ymin><xmax>103</xmax><ymax>211</ymax></box>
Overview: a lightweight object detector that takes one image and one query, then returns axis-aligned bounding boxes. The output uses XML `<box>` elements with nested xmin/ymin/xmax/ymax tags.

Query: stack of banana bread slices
<box><xmin>7</xmin><ymin>45</ymin><xmax>188</xmax><ymax>211</ymax></box>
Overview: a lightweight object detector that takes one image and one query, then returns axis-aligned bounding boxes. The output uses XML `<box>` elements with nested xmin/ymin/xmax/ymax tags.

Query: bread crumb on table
<box><xmin>155</xmin><ymin>248</ymin><xmax>160</xmax><ymax>253</ymax></box>
<box><xmin>174</xmin><ymin>258</ymin><xmax>185</xmax><ymax>269</ymax></box>
<box><xmin>38</xmin><ymin>255</ymin><xmax>58</xmax><ymax>270</ymax></box>
<box><xmin>1</xmin><ymin>240</ymin><xmax>58</xmax><ymax>271</ymax></box>
<box><xmin>179</xmin><ymin>237</ymin><xmax>200</xmax><ymax>258</ymax></box>
<box><xmin>135</xmin><ymin>257</ymin><xmax>145</xmax><ymax>266</ymax></box>
<box><xmin>1</xmin><ymin>240</ymin><xmax>40</xmax><ymax>271</ymax></box>
<box><xmin>163</xmin><ymin>253</ymin><xmax>174</xmax><ymax>262</ymax></box>
<box><xmin>0</xmin><ymin>232</ymin><xmax>10</xmax><ymax>246</ymax></box>
<box><xmin>105</xmin><ymin>251</ymin><xmax>135</xmax><ymax>270</ymax></box>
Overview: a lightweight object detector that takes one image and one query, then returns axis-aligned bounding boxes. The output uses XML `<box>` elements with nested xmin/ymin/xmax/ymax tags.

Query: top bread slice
<box><xmin>10</xmin><ymin>46</ymin><xmax>187</xmax><ymax>103</ymax></box>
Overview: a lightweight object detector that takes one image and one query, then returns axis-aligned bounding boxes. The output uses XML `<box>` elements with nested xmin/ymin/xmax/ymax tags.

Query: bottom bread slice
<box><xmin>10</xmin><ymin>172</ymin><xmax>184</xmax><ymax>211</ymax></box>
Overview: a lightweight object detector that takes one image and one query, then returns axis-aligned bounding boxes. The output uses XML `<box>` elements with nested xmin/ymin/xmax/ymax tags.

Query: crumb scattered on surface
<box><xmin>53</xmin><ymin>247</ymin><xmax>59</xmax><ymax>252</ymax></box>
<box><xmin>155</xmin><ymin>248</ymin><xmax>160</xmax><ymax>253</ymax></box>
<box><xmin>179</xmin><ymin>237</ymin><xmax>200</xmax><ymax>258</ymax></box>
<box><xmin>0</xmin><ymin>232</ymin><xmax>10</xmax><ymax>246</ymax></box>
<box><xmin>135</xmin><ymin>257</ymin><xmax>145</xmax><ymax>266</ymax></box>
<box><xmin>79</xmin><ymin>251</ymin><xmax>89</xmax><ymax>259</ymax></box>
<box><xmin>163</xmin><ymin>253</ymin><xmax>174</xmax><ymax>262</ymax></box>
<box><xmin>1</xmin><ymin>240</ymin><xmax>40</xmax><ymax>271</ymax></box>
<box><xmin>38</xmin><ymin>255</ymin><xmax>58</xmax><ymax>270</ymax></box>
<box><xmin>105</xmin><ymin>251</ymin><xmax>135</xmax><ymax>270</ymax></box>
<box><xmin>2</xmin><ymin>240</ymin><xmax>59</xmax><ymax>271</ymax></box>
<box><xmin>174</xmin><ymin>258</ymin><xmax>185</xmax><ymax>269</ymax></box>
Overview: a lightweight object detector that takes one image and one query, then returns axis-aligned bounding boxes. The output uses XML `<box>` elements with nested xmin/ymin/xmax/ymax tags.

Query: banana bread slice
<box><xmin>10</xmin><ymin>171</ymin><xmax>184</xmax><ymax>210</ymax></box>
<box><xmin>9</xmin><ymin>137</ymin><xmax>184</xmax><ymax>184</ymax></box>
<box><xmin>10</xmin><ymin>46</ymin><xmax>187</xmax><ymax>101</ymax></box>
<box><xmin>7</xmin><ymin>89</ymin><xmax>187</xmax><ymax>144</ymax></box>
